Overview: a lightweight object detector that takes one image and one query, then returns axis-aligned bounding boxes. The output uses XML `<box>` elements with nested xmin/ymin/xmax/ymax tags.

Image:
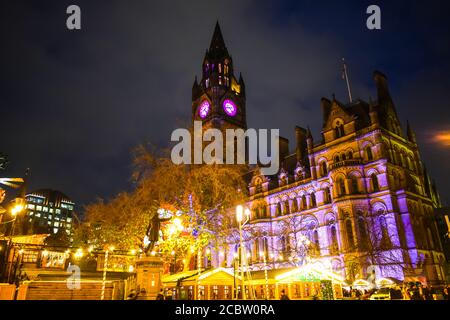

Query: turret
<box><xmin>369</xmin><ymin>97</ymin><xmax>379</xmax><ymax>125</ymax></box>
<box><xmin>406</xmin><ymin>120</ymin><xmax>417</xmax><ymax>143</ymax></box>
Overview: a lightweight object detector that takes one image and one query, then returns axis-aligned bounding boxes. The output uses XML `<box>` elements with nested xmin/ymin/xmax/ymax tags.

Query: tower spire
<box><xmin>209</xmin><ymin>21</ymin><xmax>228</xmax><ymax>54</ymax></box>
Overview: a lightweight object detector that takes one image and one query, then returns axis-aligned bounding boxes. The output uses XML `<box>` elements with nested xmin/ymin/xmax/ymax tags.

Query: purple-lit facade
<box><xmin>193</xmin><ymin>23</ymin><xmax>446</xmax><ymax>285</ymax></box>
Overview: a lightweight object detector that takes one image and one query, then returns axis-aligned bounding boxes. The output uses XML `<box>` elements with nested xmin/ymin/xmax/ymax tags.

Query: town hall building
<box><xmin>191</xmin><ymin>22</ymin><xmax>446</xmax><ymax>287</ymax></box>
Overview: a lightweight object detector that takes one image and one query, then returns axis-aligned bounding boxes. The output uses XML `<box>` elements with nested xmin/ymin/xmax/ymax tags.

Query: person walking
<box><xmin>280</xmin><ymin>289</ymin><xmax>290</xmax><ymax>300</ymax></box>
<box><xmin>156</xmin><ymin>289</ymin><xmax>164</xmax><ymax>300</ymax></box>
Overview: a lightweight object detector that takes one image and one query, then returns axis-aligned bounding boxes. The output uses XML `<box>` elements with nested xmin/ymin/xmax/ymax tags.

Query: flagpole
<box><xmin>342</xmin><ymin>58</ymin><xmax>353</xmax><ymax>103</ymax></box>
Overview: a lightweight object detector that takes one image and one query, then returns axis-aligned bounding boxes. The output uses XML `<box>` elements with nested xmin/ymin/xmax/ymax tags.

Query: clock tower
<box><xmin>192</xmin><ymin>22</ymin><xmax>247</xmax><ymax>132</ymax></box>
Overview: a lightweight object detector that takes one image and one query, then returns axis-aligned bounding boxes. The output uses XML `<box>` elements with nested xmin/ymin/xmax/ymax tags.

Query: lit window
<box><xmin>29</xmin><ymin>212</ymin><xmax>34</xmax><ymax>216</ymax></box>
<box><xmin>49</xmin><ymin>208</ymin><xmax>54</xmax><ymax>213</ymax></box>
<box><xmin>27</xmin><ymin>204</ymin><xmax>35</xmax><ymax>210</ymax></box>
<box><xmin>67</xmin><ymin>218</ymin><xmax>72</xmax><ymax>223</ymax></box>
<box><xmin>43</xmin><ymin>207</ymin><xmax>48</xmax><ymax>212</ymax></box>
<box><xmin>48</xmin><ymin>215</ymin><xmax>53</xmax><ymax>220</ymax></box>
<box><xmin>56</xmin><ymin>209</ymin><xmax>61</xmax><ymax>214</ymax></box>
<box><xmin>53</xmin><ymin>228</ymin><xmax>58</xmax><ymax>234</ymax></box>
<box><xmin>54</xmin><ymin>222</ymin><xmax>59</xmax><ymax>227</ymax></box>
<box><xmin>35</xmin><ymin>213</ymin><xmax>41</xmax><ymax>217</ymax></box>
<box><xmin>36</xmin><ymin>206</ymin><xmax>42</xmax><ymax>211</ymax></box>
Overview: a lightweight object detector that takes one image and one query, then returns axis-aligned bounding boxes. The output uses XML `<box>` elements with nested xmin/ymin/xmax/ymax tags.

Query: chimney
<box><xmin>295</xmin><ymin>126</ymin><xmax>307</xmax><ymax>162</ymax></box>
<box><xmin>373</xmin><ymin>70</ymin><xmax>393</xmax><ymax>106</ymax></box>
<box><xmin>278</xmin><ymin>136</ymin><xmax>289</xmax><ymax>162</ymax></box>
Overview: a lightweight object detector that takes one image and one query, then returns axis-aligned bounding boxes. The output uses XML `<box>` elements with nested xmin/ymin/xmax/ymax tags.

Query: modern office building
<box><xmin>25</xmin><ymin>189</ymin><xmax>75</xmax><ymax>238</ymax></box>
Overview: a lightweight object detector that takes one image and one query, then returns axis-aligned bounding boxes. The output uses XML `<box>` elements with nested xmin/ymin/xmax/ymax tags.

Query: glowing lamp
<box><xmin>236</xmin><ymin>205</ymin><xmax>244</xmax><ymax>223</ymax></box>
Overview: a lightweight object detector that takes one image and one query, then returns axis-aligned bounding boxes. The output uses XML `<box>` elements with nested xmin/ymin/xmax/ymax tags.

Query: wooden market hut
<box><xmin>162</xmin><ymin>267</ymin><xmax>241</xmax><ymax>300</ymax></box>
<box><xmin>273</xmin><ymin>263</ymin><xmax>345</xmax><ymax>300</ymax></box>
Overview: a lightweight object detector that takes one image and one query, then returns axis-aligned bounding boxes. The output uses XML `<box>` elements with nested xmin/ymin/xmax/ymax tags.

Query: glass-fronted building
<box><xmin>25</xmin><ymin>189</ymin><xmax>75</xmax><ymax>239</ymax></box>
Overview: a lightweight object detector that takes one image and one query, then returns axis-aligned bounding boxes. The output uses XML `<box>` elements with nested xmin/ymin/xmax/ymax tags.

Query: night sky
<box><xmin>1</xmin><ymin>0</ymin><xmax>450</xmax><ymax>211</ymax></box>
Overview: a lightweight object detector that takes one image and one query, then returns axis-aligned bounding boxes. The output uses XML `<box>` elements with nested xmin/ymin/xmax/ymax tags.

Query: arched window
<box><xmin>337</xmin><ymin>178</ymin><xmax>346</xmax><ymax>196</ymax></box>
<box><xmin>284</xmin><ymin>201</ymin><xmax>290</xmax><ymax>215</ymax></box>
<box><xmin>310</xmin><ymin>193</ymin><xmax>317</xmax><ymax>207</ymax></box>
<box><xmin>301</xmin><ymin>195</ymin><xmax>307</xmax><ymax>210</ymax></box>
<box><xmin>371</xmin><ymin>173</ymin><xmax>380</xmax><ymax>192</ymax></box>
<box><xmin>366</xmin><ymin>146</ymin><xmax>373</xmax><ymax>161</ymax></box>
<box><xmin>335</xmin><ymin>123</ymin><xmax>345</xmax><ymax>138</ymax></box>
<box><xmin>346</xmin><ymin>219</ymin><xmax>355</xmax><ymax>251</ymax></box>
<box><xmin>320</xmin><ymin>162</ymin><xmax>328</xmax><ymax>177</ymax></box>
<box><xmin>357</xmin><ymin>214</ymin><xmax>369</xmax><ymax>250</ymax></box>
<box><xmin>347</xmin><ymin>151</ymin><xmax>353</xmax><ymax>159</ymax></box>
<box><xmin>351</xmin><ymin>176</ymin><xmax>359</xmax><ymax>194</ymax></box>
<box><xmin>323</xmin><ymin>188</ymin><xmax>332</xmax><ymax>204</ymax></box>
<box><xmin>253</xmin><ymin>207</ymin><xmax>260</xmax><ymax>219</ymax></box>
<box><xmin>260</xmin><ymin>205</ymin><xmax>267</xmax><ymax>218</ymax></box>
<box><xmin>276</xmin><ymin>202</ymin><xmax>282</xmax><ymax>216</ymax></box>
<box><xmin>312</xmin><ymin>230</ymin><xmax>320</xmax><ymax>256</ymax></box>
<box><xmin>379</xmin><ymin>216</ymin><xmax>391</xmax><ymax>249</ymax></box>
<box><xmin>253</xmin><ymin>239</ymin><xmax>260</xmax><ymax>261</ymax></box>
<box><xmin>334</xmin><ymin>155</ymin><xmax>340</xmax><ymax>163</ymax></box>
<box><xmin>291</xmin><ymin>199</ymin><xmax>298</xmax><ymax>213</ymax></box>
<box><xmin>329</xmin><ymin>225</ymin><xmax>339</xmax><ymax>255</ymax></box>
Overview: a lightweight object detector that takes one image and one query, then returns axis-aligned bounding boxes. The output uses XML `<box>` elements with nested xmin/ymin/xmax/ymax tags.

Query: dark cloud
<box><xmin>1</xmin><ymin>0</ymin><xmax>450</xmax><ymax>208</ymax></box>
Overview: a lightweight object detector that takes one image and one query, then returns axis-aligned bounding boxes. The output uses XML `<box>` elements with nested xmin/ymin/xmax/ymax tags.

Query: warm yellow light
<box><xmin>109</xmin><ymin>246</ymin><xmax>115</xmax><ymax>252</ymax></box>
<box><xmin>65</xmin><ymin>249</ymin><xmax>70</xmax><ymax>255</ymax></box>
<box><xmin>18</xmin><ymin>249</ymin><xmax>24</xmax><ymax>254</ymax></box>
<box><xmin>190</xmin><ymin>247</ymin><xmax>195</xmax><ymax>254</ymax></box>
<box><xmin>88</xmin><ymin>246</ymin><xmax>94</xmax><ymax>253</ymax></box>
<box><xmin>11</xmin><ymin>204</ymin><xmax>24</xmax><ymax>216</ymax></box>
<box><xmin>151</xmin><ymin>251</ymin><xmax>156</xmax><ymax>256</ymax></box>
<box><xmin>206</xmin><ymin>248</ymin><xmax>211</xmax><ymax>255</ymax></box>
<box><xmin>259</xmin><ymin>252</ymin><xmax>265</xmax><ymax>258</ymax></box>
<box><xmin>244</xmin><ymin>208</ymin><xmax>251</xmax><ymax>217</ymax></box>
<box><xmin>130</xmin><ymin>249</ymin><xmax>137</xmax><ymax>255</ymax></box>
<box><xmin>172</xmin><ymin>217</ymin><xmax>184</xmax><ymax>232</ymax></box>
<box><xmin>233</xmin><ymin>252</ymin><xmax>238</xmax><ymax>258</ymax></box>
<box><xmin>171</xmin><ymin>250</ymin><xmax>175</xmax><ymax>256</ymax></box>
<box><xmin>236</xmin><ymin>205</ymin><xmax>244</xmax><ymax>222</ymax></box>
<box><xmin>219</xmin><ymin>251</ymin><xmax>225</xmax><ymax>257</ymax></box>
<box><xmin>434</xmin><ymin>131</ymin><xmax>450</xmax><ymax>146</ymax></box>
<box><xmin>128</xmin><ymin>265</ymin><xmax>134</xmax><ymax>272</ymax></box>
<box><xmin>42</xmin><ymin>250</ymin><xmax>48</xmax><ymax>256</ymax></box>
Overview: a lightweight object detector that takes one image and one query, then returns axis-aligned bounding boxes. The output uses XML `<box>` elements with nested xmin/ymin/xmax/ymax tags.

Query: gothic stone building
<box><xmin>192</xmin><ymin>23</ymin><xmax>446</xmax><ymax>285</ymax></box>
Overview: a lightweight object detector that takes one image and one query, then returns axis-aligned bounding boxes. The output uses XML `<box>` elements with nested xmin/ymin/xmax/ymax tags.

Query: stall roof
<box><xmin>162</xmin><ymin>270</ymin><xmax>202</xmax><ymax>283</ymax></box>
<box><xmin>275</xmin><ymin>263</ymin><xmax>345</xmax><ymax>283</ymax></box>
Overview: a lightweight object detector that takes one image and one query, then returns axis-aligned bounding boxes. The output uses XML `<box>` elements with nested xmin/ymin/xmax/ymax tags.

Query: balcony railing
<box><xmin>330</xmin><ymin>159</ymin><xmax>362</xmax><ymax>170</ymax></box>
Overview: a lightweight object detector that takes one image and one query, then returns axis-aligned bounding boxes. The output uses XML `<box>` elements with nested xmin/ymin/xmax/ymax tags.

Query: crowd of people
<box><xmin>126</xmin><ymin>283</ymin><xmax>450</xmax><ymax>300</ymax></box>
<box><xmin>342</xmin><ymin>282</ymin><xmax>450</xmax><ymax>300</ymax></box>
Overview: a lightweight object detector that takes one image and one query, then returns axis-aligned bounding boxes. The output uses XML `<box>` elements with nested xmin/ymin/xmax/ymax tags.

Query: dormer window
<box><xmin>334</xmin><ymin>121</ymin><xmax>345</xmax><ymax>138</ymax></box>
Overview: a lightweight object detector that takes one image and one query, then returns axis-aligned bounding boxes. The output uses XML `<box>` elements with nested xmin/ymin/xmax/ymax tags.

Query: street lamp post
<box><xmin>236</xmin><ymin>205</ymin><xmax>250</xmax><ymax>300</ymax></box>
<box><xmin>260</xmin><ymin>252</ymin><xmax>270</xmax><ymax>300</ymax></box>
<box><xmin>101</xmin><ymin>246</ymin><xmax>114</xmax><ymax>300</ymax></box>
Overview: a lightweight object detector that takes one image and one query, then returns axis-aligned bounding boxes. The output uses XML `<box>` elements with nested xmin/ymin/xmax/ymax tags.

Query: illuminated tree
<box><xmin>76</xmin><ymin>144</ymin><xmax>247</xmax><ymax>272</ymax></box>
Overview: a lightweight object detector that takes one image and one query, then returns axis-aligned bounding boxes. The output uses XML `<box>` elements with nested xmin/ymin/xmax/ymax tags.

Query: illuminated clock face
<box><xmin>198</xmin><ymin>100</ymin><xmax>210</xmax><ymax>119</ymax></box>
<box><xmin>223</xmin><ymin>99</ymin><xmax>237</xmax><ymax>117</ymax></box>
